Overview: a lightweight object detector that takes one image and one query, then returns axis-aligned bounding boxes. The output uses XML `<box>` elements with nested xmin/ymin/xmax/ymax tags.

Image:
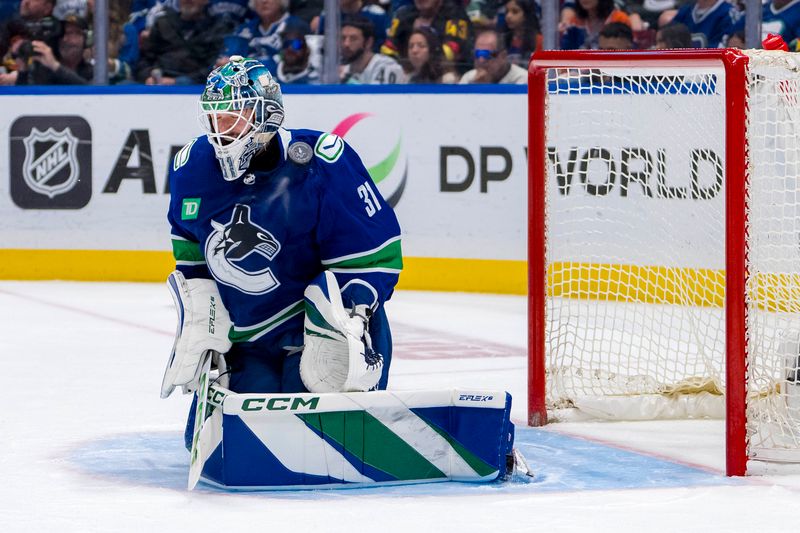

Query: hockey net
<box><xmin>528</xmin><ymin>50</ymin><xmax>800</xmax><ymax>475</ymax></box>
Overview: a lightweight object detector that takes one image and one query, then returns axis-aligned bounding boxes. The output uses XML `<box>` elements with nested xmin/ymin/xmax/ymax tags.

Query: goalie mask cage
<box><xmin>528</xmin><ymin>49</ymin><xmax>800</xmax><ymax>476</ymax></box>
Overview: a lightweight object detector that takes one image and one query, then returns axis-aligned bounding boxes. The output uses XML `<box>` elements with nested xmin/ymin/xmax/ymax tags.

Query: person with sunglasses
<box><xmin>275</xmin><ymin>29</ymin><xmax>319</xmax><ymax>84</ymax></box>
<box><xmin>458</xmin><ymin>28</ymin><xmax>526</xmax><ymax>84</ymax></box>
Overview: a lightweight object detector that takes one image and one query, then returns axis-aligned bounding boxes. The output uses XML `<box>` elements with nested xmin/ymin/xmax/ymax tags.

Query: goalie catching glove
<box><xmin>300</xmin><ymin>271</ymin><xmax>383</xmax><ymax>393</ymax></box>
<box><xmin>161</xmin><ymin>271</ymin><xmax>232</xmax><ymax>398</ymax></box>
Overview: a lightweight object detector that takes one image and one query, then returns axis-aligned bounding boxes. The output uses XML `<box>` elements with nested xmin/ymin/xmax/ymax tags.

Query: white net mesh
<box><xmin>745</xmin><ymin>51</ymin><xmax>800</xmax><ymax>462</ymax></box>
<box><xmin>539</xmin><ymin>51</ymin><xmax>800</xmax><ymax>463</ymax></box>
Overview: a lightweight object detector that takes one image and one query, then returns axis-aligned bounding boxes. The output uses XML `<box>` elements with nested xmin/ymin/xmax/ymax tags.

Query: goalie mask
<box><xmin>199</xmin><ymin>56</ymin><xmax>285</xmax><ymax>181</ymax></box>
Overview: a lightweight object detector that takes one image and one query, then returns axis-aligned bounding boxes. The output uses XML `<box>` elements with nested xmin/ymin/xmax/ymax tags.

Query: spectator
<box><xmin>57</xmin><ymin>0</ymin><xmax>135</xmax><ymax>83</ymax></box>
<box><xmin>0</xmin><ymin>0</ymin><xmax>63</xmax><ymax>84</ymax></box>
<box><xmin>8</xmin><ymin>0</ymin><xmax>62</xmax><ymax>51</ymax></box>
<box><xmin>128</xmin><ymin>0</ymin><xmax>250</xmax><ymax>26</ymax></box>
<box><xmin>288</xmin><ymin>0</ymin><xmax>323</xmax><ymax>25</ymax></box>
<box><xmin>136</xmin><ymin>0</ymin><xmax>233</xmax><ymax>84</ymax></box>
<box><xmin>466</xmin><ymin>0</ymin><xmax>501</xmax><ymax>29</ymax></box>
<box><xmin>406</xmin><ymin>26</ymin><xmax>458</xmax><ymax>83</ymax></box>
<box><xmin>598</xmin><ymin>20</ymin><xmax>635</xmax><ymax>49</ymax></box>
<box><xmin>560</xmin><ymin>0</ymin><xmax>631</xmax><ymax>50</ymax></box>
<box><xmin>459</xmin><ymin>28</ymin><xmax>526</xmax><ymax>84</ymax></box>
<box><xmin>389</xmin><ymin>0</ymin><xmax>413</xmax><ymax>14</ymax></box>
<box><xmin>622</xmin><ymin>0</ymin><xmax>675</xmax><ymax>31</ymax></box>
<box><xmin>311</xmin><ymin>0</ymin><xmax>388</xmax><ymax>52</ymax></box>
<box><xmin>729</xmin><ymin>0</ymin><xmax>800</xmax><ymax>47</ymax></box>
<box><xmin>726</xmin><ymin>29</ymin><xmax>744</xmax><ymax>48</ymax></box>
<box><xmin>655</xmin><ymin>22</ymin><xmax>692</xmax><ymax>48</ymax></box>
<box><xmin>11</xmin><ymin>14</ymin><xmax>91</xmax><ymax>84</ymax></box>
<box><xmin>498</xmin><ymin>0</ymin><xmax>540</xmax><ymax>68</ymax></box>
<box><xmin>56</xmin><ymin>14</ymin><xmax>90</xmax><ymax>73</ymax></box>
<box><xmin>275</xmin><ymin>29</ymin><xmax>319</xmax><ymax>83</ymax></box>
<box><xmin>381</xmin><ymin>0</ymin><xmax>474</xmax><ymax>74</ymax></box>
<box><xmin>662</xmin><ymin>0</ymin><xmax>736</xmax><ymax>48</ymax></box>
<box><xmin>118</xmin><ymin>0</ymin><xmax>173</xmax><ymax>78</ymax></box>
<box><xmin>103</xmin><ymin>4</ymin><xmax>135</xmax><ymax>83</ymax></box>
<box><xmin>340</xmin><ymin>15</ymin><xmax>405</xmax><ymax>83</ymax></box>
<box><xmin>219</xmin><ymin>0</ymin><xmax>310</xmax><ymax>70</ymax></box>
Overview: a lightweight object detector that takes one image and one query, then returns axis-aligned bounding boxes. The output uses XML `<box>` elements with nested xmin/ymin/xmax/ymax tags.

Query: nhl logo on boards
<box><xmin>10</xmin><ymin>116</ymin><xmax>92</xmax><ymax>209</ymax></box>
<box><xmin>23</xmin><ymin>128</ymin><xmax>78</xmax><ymax>198</ymax></box>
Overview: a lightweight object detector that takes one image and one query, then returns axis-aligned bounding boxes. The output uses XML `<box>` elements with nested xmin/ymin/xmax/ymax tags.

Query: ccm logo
<box><xmin>459</xmin><ymin>394</ymin><xmax>494</xmax><ymax>402</ymax></box>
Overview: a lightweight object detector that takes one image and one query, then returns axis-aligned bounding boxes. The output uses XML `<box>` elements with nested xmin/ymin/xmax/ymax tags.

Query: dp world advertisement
<box><xmin>0</xmin><ymin>88</ymin><xmax>529</xmax><ymax>292</ymax></box>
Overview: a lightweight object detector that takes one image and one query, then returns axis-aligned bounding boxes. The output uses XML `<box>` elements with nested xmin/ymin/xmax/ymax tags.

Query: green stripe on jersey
<box><xmin>299</xmin><ymin>411</ymin><xmax>445</xmax><ymax>481</ymax></box>
<box><xmin>172</xmin><ymin>239</ymin><xmax>204</xmax><ymax>262</ymax></box>
<box><xmin>230</xmin><ymin>300</ymin><xmax>304</xmax><ymax>343</ymax></box>
<box><xmin>323</xmin><ymin>239</ymin><xmax>403</xmax><ymax>271</ymax></box>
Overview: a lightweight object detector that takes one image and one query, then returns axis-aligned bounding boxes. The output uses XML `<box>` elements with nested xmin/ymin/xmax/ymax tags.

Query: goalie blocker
<box><xmin>190</xmin><ymin>387</ymin><xmax>524</xmax><ymax>490</ymax></box>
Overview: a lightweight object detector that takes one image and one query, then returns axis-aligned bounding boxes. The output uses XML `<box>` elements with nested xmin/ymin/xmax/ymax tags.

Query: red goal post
<box><xmin>525</xmin><ymin>49</ymin><xmax>789</xmax><ymax>477</ymax></box>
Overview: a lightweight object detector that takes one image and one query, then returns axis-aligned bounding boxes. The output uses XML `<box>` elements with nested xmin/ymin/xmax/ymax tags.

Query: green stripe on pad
<box><xmin>304</xmin><ymin>300</ymin><xmax>337</xmax><ymax>333</ymax></box>
<box><xmin>299</xmin><ymin>411</ymin><xmax>445</xmax><ymax>481</ymax></box>
<box><xmin>304</xmin><ymin>327</ymin><xmax>340</xmax><ymax>341</ymax></box>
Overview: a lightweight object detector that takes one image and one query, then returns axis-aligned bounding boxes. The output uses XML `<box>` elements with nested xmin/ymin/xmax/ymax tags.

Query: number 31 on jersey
<box><xmin>357</xmin><ymin>180</ymin><xmax>382</xmax><ymax>217</ymax></box>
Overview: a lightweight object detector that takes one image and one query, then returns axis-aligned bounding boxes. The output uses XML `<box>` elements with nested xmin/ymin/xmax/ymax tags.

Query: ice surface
<box><xmin>3</xmin><ymin>282</ymin><xmax>800</xmax><ymax>532</ymax></box>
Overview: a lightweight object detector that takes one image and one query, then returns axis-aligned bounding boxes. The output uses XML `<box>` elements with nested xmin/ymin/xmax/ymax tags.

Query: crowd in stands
<box><xmin>0</xmin><ymin>0</ymin><xmax>795</xmax><ymax>85</ymax></box>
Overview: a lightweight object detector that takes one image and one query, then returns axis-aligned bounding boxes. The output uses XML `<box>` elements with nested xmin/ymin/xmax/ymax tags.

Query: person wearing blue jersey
<box><xmin>160</xmin><ymin>57</ymin><xmax>402</xmax><ymax>438</ymax></box>
<box><xmin>667</xmin><ymin>0</ymin><xmax>736</xmax><ymax>48</ymax></box>
<box><xmin>218</xmin><ymin>0</ymin><xmax>310</xmax><ymax>69</ymax></box>
<box><xmin>729</xmin><ymin>0</ymin><xmax>800</xmax><ymax>46</ymax></box>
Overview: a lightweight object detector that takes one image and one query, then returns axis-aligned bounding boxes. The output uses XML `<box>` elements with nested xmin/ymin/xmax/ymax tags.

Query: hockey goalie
<box><xmin>160</xmin><ymin>56</ymin><xmax>527</xmax><ymax>490</ymax></box>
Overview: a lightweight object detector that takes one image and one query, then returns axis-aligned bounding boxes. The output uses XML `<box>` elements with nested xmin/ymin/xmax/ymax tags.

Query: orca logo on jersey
<box><xmin>205</xmin><ymin>204</ymin><xmax>283</xmax><ymax>295</ymax></box>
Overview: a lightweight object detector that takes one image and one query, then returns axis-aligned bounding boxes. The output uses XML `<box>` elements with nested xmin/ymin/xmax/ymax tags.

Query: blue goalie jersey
<box><xmin>167</xmin><ymin>128</ymin><xmax>402</xmax><ymax>369</ymax></box>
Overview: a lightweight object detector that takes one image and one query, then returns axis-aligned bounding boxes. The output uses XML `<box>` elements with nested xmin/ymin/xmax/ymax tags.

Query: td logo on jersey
<box><xmin>9</xmin><ymin>116</ymin><xmax>92</xmax><ymax>209</ymax></box>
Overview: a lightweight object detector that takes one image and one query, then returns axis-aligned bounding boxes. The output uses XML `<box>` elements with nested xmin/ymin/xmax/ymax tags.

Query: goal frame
<box><xmin>527</xmin><ymin>50</ymin><xmax>750</xmax><ymax>476</ymax></box>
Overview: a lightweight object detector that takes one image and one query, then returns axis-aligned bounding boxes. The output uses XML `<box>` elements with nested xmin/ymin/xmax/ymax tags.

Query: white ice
<box><xmin>3</xmin><ymin>281</ymin><xmax>800</xmax><ymax>532</ymax></box>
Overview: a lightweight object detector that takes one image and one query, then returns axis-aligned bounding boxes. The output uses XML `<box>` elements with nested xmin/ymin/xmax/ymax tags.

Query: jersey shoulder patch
<box><xmin>314</xmin><ymin>133</ymin><xmax>345</xmax><ymax>163</ymax></box>
<box><xmin>288</xmin><ymin>141</ymin><xmax>313</xmax><ymax>164</ymax></box>
<box><xmin>173</xmin><ymin>137</ymin><xmax>199</xmax><ymax>171</ymax></box>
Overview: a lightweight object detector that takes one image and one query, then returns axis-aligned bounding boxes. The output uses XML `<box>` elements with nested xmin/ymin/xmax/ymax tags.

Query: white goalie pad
<box><xmin>300</xmin><ymin>271</ymin><xmax>383</xmax><ymax>393</ymax></box>
<box><xmin>190</xmin><ymin>388</ymin><xmax>518</xmax><ymax>490</ymax></box>
<box><xmin>161</xmin><ymin>271</ymin><xmax>233</xmax><ymax>398</ymax></box>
